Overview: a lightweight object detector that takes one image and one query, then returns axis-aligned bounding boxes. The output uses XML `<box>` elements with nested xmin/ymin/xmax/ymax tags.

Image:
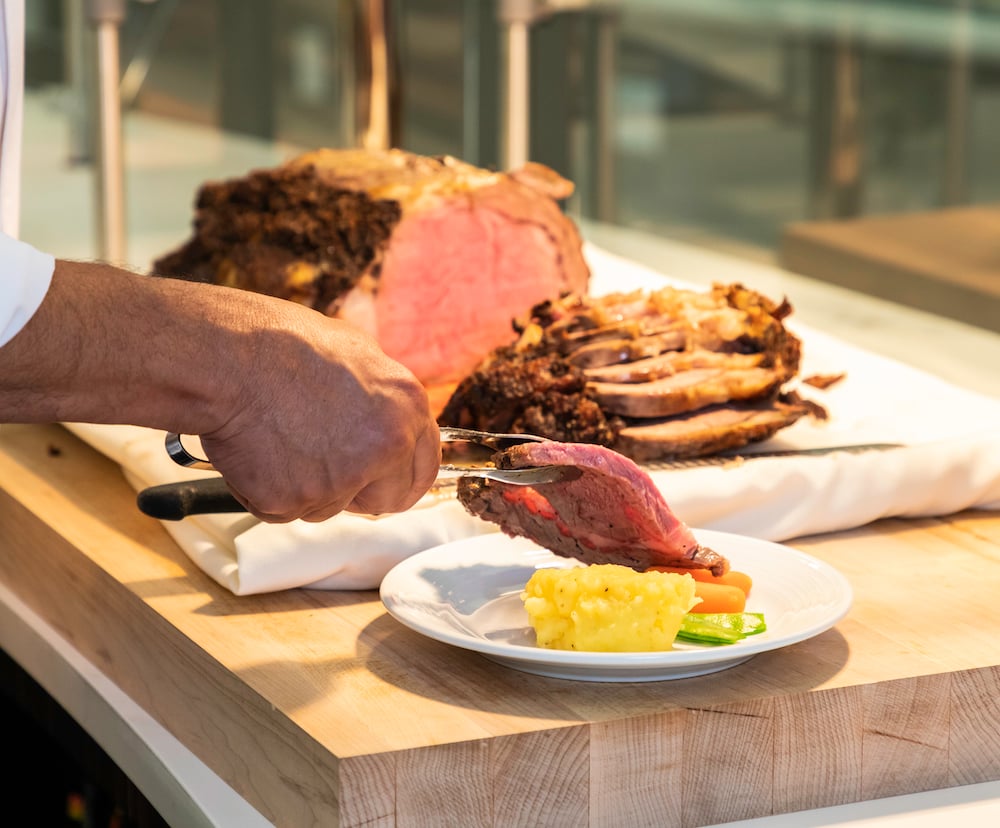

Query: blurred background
<box><xmin>19</xmin><ymin>0</ymin><xmax>1000</xmax><ymax>326</ymax></box>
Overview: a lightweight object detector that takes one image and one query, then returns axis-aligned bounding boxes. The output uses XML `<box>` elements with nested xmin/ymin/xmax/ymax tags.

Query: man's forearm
<box><xmin>0</xmin><ymin>259</ymin><xmax>247</xmax><ymax>431</ymax></box>
<box><xmin>0</xmin><ymin>256</ymin><xmax>442</xmax><ymax>522</ymax></box>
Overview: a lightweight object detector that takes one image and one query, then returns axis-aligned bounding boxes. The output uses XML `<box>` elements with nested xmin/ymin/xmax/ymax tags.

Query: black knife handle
<box><xmin>137</xmin><ymin>478</ymin><xmax>247</xmax><ymax>521</ymax></box>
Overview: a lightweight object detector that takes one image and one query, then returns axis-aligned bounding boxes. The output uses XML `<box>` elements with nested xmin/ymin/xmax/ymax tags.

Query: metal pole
<box><xmin>360</xmin><ymin>0</ymin><xmax>391</xmax><ymax>151</ymax></box>
<box><xmin>498</xmin><ymin>0</ymin><xmax>539</xmax><ymax>171</ymax></box>
<box><xmin>504</xmin><ymin>19</ymin><xmax>530</xmax><ymax>169</ymax></box>
<box><xmin>498</xmin><ymin>1</ymin><xmax>614</xmax><ymax>172</ymax></box>
<box><xmin>85</xmin><ymin>0</ymin><xmax>127</xmax><ymax>264</ymax></box>
<box><xmin>461</xmin><ymin>0</ymin><xmax>482</xmax><ymax>165</ymax></box>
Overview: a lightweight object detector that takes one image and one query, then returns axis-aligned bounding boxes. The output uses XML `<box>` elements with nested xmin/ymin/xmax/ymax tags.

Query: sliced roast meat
<box><xmin>591</xmin><ymin>366</ymin><xmax>784</xmax><ymax>418</ymax></box>
<box><xmin>614</xmin><ymin>398</ymin><xmax>811</xmax><ymax>461</ymax></box>
<box><xmin>457</xmin><ymin>440</ymin><xmax>729</xmax><ymax>574</ymax></box>
<box><xmin>519</xmin><ymin>284</ymin><xmax>801</xmax><ymax>380</ymax></box>
<box><xmin>153</xmin><ymin>148</ymin><xmax>590</xmax><ymax>386</ymax></box>
<box><xmin>584</xmin><ymin>350</ymin><xmax>764</xmax><ymax>383</ymax></box>
<box><xmin>565</xmin><ymin>331</ymin><xmax>687</xmax><ymax>369</ymax></box>
<box><xmin>439</xmin><ymin>281</ymin><xmax>823</xmax><ymax>461</ymax></box>
<box><xmin>528</xmin><ymin>289</ymin><xmax>674</xmax><ymax>332</ymax></box>
<box><xmin>550</xmin><ymin>320</ymin><xmax>648</xmax><ymax>352</ymax></box>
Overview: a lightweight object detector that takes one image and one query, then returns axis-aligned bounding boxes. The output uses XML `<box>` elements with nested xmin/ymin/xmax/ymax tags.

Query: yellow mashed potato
<box><xmin>521</xmin><ymin>564</ymin><xmax>700</xmax><ymax>652</ymax></box>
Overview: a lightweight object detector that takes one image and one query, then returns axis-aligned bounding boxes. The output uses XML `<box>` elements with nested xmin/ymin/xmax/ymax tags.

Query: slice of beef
<box><xmin>584</xmin><ymin>350</ymin><xmax>764</xmax><ymax>384</ymax></box>
<box><xmin>614</xmin><ymin>398</ymin><xmax>811</xmax><ymax>461</ymax></box>
<box><xmin>565</xmin><ymin>331</ymin><xmax>688</xmax><ymax>369</ymax></box>
<box><xmin>153</xmin><ymin>148</ymin><xmax>590</xmax><ymax>386</ymax></box>
<box><xmin>591</xmin><ymin>365</ymin><xmax>785</xmax><ymax>418</ymax></box>
<box><xmin>457</xmin><ymin>441</ymin><xmax>728</xmax><ymax>574</ymax></box>
<box><xmin>527</xmin><ymin>289</ymin><xmax>666</xmax><ymax>332</ymax></box>
<box><xmin>528</xmin><ymin>285</ymin><xmax>800</xmax><ymax>375</ymax></box>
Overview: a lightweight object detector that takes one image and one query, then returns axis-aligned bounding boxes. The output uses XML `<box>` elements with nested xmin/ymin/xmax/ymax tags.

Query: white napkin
<box><xmin>65</xmin><ymin>246</ymin><xmax>1000</xmax><ymax>594</ymax></box>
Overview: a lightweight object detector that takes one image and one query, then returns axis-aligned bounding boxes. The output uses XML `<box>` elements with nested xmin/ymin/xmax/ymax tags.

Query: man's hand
<box><xmin>0</xmin><ymin>260</ymin><xmax>442</xmax><ymax>523</ymax></box>
<box><xmin>199</xmin><ymin>314</ymin><xmax>441</xmax><ymax>523</ymax></box>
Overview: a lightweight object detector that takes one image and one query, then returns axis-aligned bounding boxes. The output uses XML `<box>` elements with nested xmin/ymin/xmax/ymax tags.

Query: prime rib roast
<box><xmin>152</xmin><ymin>148</ymin><xmax>590</xmax><ymax>386</ymax></box>
<box><xmin>457</xmin><ymin>440</ymin><xmax>729</xmax><ymax>574</ymax></box>
<box><xmin>152</xmin><ymin>147</ymin><xmax>821</xmax><ymax>462</ymax></box>
<box><xmin>439</xmin><ymin>283</ymin><xmax>822</xmax><ymax>461</ymax></box>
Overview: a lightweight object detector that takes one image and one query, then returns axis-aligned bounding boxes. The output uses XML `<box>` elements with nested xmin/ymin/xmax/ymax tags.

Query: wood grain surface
<box><xmin>780</xmin><ymin>205</ymin><xmax>1000</xmax><ymax>333</ymax></box>
<box><xmin>1</xmin><ymin>424</ymin><xmax>999</xmax><ymax>827</ymax></box>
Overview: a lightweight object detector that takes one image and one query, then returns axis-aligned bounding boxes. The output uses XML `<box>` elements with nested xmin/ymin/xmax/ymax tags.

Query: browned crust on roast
<box><xmin>802</xmin><ymin>372</ymin><xmax>847</xmax><ymax>390</ymax></box>
<box><xmin>437</xmin><ymin>346</ymin><xmax>621</xmax><ymax>446</ymax></box>
<box><xmin>152</xmin><ymin>148</ymin><xmax>589</xmax><ymax>319</ymax></box>
<box><xmin>152</xmin><ymin>164</ymin><xmax>402</xmax><ymax>312</ymax></box>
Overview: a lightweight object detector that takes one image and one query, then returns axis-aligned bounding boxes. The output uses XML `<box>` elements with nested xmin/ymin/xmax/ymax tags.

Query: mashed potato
<box><xmin>521</xmin><ymin>564</ymin><xmax>700</xmax><ymax>652</ymax></box>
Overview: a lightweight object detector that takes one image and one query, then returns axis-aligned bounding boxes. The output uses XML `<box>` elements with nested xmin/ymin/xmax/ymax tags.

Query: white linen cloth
<box><xmin>0</xmin><ymin>231</ymin><xmax>54</xmax><ymax>346</ymax></box>
<box><xmin>65</xmin><ymin>245</ymin><xmax>1000</xmax><ymax>594</ymax></box>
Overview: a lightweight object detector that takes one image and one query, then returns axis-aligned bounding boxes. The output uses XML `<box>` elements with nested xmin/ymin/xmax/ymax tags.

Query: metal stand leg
<box><xmin>359</xmin><ymin>0</ymin><xmax>391</xmax><ymax>150</ymax></box>
<box><xmin>352</xmin><ymin>0</ymin><xmax>398</xmax><ymax>151</ymax></box>
<box><xmin>497</xmin><ymin>0</ymin><xmax>616</xmax><ymax>181</ymax></box>
<box><xmin>498</xmin><ymin>0</ymin><xmax>538</xmax><ymax>171</ymax></box>
<box><xmin>84</xmin><ymin>0</ymin><xmax>126</xmax><ymax>264</ymax></box>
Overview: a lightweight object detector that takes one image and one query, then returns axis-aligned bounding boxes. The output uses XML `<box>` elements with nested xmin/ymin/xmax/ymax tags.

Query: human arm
<box><xmin>0</xmin><ymin>257</ymin><xmax>441</xmax><ymax>522</ymax></box>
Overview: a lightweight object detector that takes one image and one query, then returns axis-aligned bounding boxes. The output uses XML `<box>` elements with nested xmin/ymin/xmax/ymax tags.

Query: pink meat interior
<box><xmin>373</xmin><ymin>205</ymin><xmax>572</xmax><ymax>385</ymax></box>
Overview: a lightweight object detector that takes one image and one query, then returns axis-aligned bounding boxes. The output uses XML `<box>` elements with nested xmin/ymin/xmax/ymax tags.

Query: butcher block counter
<box><xmin>1</xmin><ymin>422</ymin><xmax>1000</xmax><ymax>827</ymax></box>
<box><xmin>779</xmin><ymin>205</ymin><xmax>1000</xmax><ymax>334</ymax></box>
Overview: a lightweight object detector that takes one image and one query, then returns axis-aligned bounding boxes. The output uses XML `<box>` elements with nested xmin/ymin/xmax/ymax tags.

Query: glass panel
<box><xmin>17</xmin><ymin>0</ymin><xmax>1000</xmax><ymax>327</ymax></box>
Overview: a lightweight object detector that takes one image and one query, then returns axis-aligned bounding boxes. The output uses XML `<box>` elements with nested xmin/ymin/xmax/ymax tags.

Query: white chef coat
<box><xmin>0</xmin><ymin>0</ymin><xmax>55</xmax><ymax>348</ymax></box>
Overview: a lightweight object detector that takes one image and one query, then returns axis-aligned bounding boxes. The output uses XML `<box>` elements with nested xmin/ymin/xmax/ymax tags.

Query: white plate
<box><xmin>380</xmin><ymin>529</ymin><xmax>853</xmax><ymax>682</ymax></box>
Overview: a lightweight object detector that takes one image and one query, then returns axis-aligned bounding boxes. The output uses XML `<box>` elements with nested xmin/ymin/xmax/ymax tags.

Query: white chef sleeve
<box><xmin>0</xmin><ymin>231</ymin><xmax>54</xmax><ymax>347</ymax></box>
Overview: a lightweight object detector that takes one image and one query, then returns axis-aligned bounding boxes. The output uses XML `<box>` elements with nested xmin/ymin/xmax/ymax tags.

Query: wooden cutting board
<box><xmin>1</xmin><ymin>423</ymin><xmax>999</xmax><ymax>827</ymax></box>
<box><xmin>780</xmin><ymin>205</ymin><xmax>1000</xmax><ymax>333</ymax></box>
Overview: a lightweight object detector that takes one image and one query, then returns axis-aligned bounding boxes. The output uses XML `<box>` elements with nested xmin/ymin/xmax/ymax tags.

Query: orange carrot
<box><xmin>648</xmin><ymin>566</ymin><xmax>753</xmax><ymax>597</ymax></box>
<box><xmin>687</xmin><ymin>581</ymin><xmax>746</xmax><ymax>614</ymax></box>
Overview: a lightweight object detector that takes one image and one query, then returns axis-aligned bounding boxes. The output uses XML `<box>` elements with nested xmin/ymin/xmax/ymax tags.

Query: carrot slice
<box><xmin>647</xmin><ymin>566</ymin><xmax>753</xmax><ymax>596</ymax></box>
<box><xmin>687</xmin><ymin>581</ymin><xmax>746</xmax><ymax>614</ymax></box>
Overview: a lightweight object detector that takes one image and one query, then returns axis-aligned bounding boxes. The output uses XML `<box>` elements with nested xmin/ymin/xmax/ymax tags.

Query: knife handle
<box><xmin>137</xmin><ymin>478</ymin><xmax>247</xmax><ymax>521</ymax></box>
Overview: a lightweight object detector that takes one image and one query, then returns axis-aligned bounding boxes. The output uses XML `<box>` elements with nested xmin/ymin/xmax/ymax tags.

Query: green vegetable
<box><xmin>675</xmin><ymin>612</ymin><xmax>767</xmax><ymax>645</ymax></box>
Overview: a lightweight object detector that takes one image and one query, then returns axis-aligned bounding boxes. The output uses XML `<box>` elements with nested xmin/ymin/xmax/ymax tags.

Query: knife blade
<box><xmin>139</xmin><ymin>442</ymin><xmax>902</xmax><ymax>521</ymax></box>
<box><xmin>643</xmin><ymin>442</ymin><xmax>904</xmax><ymax>471</ymax></box>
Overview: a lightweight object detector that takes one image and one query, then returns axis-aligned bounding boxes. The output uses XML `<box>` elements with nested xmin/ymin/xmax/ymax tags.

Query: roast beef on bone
<box><xmin>152</xmin><ymin>148</ymin><xmax>590</xmax><ymax>387</ymax></box>
<box><xmin>149</xmin><ymin>147</ymin><xmax>820</xmax><ymax>463</ymax></box>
